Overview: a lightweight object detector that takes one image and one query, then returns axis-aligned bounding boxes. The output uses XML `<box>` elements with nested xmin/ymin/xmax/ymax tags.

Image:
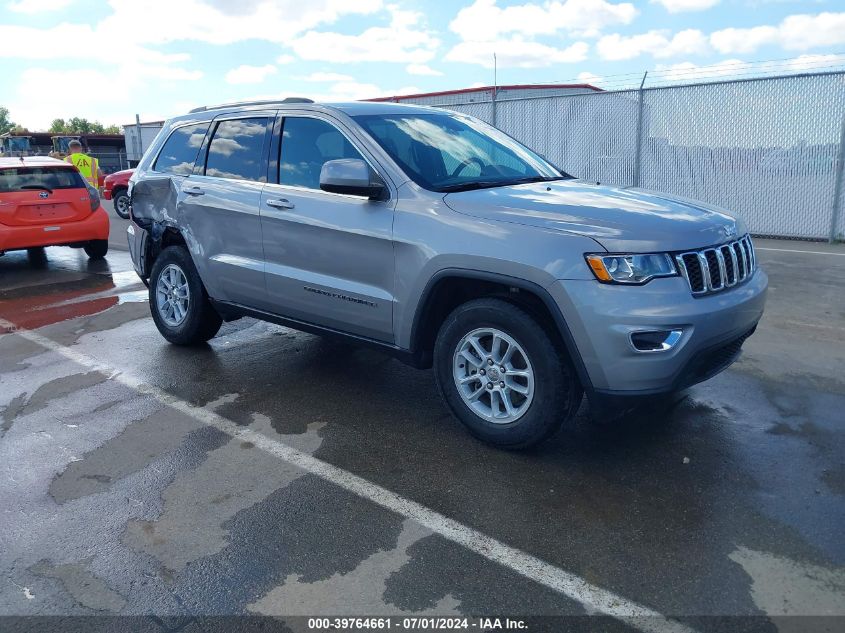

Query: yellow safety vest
<box><xmin>66</xmin><ymin>152</ymin><xmax>99</xmax><ymax>187</ymax></box>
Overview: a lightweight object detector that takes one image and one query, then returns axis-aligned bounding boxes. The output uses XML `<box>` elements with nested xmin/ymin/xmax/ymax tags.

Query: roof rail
<box><xmin>189</xmin><ymin>97</ymin><xmax>314</xmax><ymax>113</ymax></box>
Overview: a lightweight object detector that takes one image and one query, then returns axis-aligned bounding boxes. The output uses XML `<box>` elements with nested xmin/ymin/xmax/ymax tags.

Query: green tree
<box><xmin>48</xmin><ymin>117</ymin><xmax>121</xmax><ymax>135</ymax></box>
<box><xmin>0</xmin><ymin>106</ymin><xmax>16</xmax><ymax>135</ymax></box>
<box><xmin>49</xmin><ymin>118</ymin><xmax>67</xmax><ymax>133</ymax></box>
<box><xmin>66</xmin><ymin>117</ymin><xmax>104</xmax><ymax>134</ymax></box>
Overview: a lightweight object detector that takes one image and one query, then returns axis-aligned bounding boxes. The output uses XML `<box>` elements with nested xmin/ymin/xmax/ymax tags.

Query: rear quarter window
<box><xmin>154</xmin><ymin>122</ymin><xmax>210</xmax><ymax>175</ymax></box>
<box><xmin>0</xmin><ymin>166</ymin><xmax>87</xmax><ymax>193</ymax></box>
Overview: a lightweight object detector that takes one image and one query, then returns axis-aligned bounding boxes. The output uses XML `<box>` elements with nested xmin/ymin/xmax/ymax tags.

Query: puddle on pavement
<box><xmin>0</xmin><ymin>248</ymin><xmax>146</xmax><ymax>331</ymax></box>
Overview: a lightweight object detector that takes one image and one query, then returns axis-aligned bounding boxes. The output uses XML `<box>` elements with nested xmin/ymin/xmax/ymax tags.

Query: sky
<box><xmin>1</xmin><ymin>0</ymin><xmax>844</xmax><ymax>130</ymax></box>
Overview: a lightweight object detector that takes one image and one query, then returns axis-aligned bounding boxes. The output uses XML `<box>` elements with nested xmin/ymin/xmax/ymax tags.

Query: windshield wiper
<box><xmin>439</xmin><ymin>180</ymin><xmax>507</xmax><ymax>193</ymax></box>
<box><xmin>439</xmin><ymin>175</ymin><xmax>568</xmax><ymax>193</ymax></box>
<box><xmin>21</xmin><ymin>184</ymin><xmax>54</xmax><ymax>193</ymax></box>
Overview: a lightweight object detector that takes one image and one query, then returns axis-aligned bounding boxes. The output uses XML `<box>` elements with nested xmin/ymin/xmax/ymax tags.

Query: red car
<box><xmin>102</xmin><ymin>168</ymin><xmax>133</xmax><ymax>219</ymax></box>
<box><xmin>0</xmin><ymin>157</ymin><xmax>109</xmax><ymax>259</ymax></box>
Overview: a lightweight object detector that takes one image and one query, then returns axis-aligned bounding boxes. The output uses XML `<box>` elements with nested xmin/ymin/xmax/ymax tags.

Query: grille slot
<box><xmin>704</xmin><ymin>250</ymin><xmax>723</xmax><ymax>290</ymax></box>
<box><xmin>720</xmin><ymin>246</ymin><xmax>736</xmax><ymax>285</ymax></box>
<box><xmin>676</xmin><ymin>235</ymin><xmax>755</xmax><ymax>296</ymax></box>
<box><xmin>680</xmin><ymin>253</ymin><xmax>705</xmax><ymax>292</ymax></box>
<box><xmin>733</xmin><ymin>243</ymin><xmax>746</xmax><ymax>279</ymax></box>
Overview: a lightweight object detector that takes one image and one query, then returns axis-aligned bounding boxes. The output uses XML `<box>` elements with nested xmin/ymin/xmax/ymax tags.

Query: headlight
<box><xmin>585</xmin><ymin>253</ymin><xmax>676</xmax><ymax>284</ymax></box>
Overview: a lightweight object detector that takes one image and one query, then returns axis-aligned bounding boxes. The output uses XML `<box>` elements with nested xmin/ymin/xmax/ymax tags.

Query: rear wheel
<box><xmin>84</xmin><ymin>240</ymin><xmax>108</xmax><ymax>259</ymax></box>
<box><xmin>434</xmin><ymin>298</ymin><xmax>582</xmax><ymax>449</ymax></box>
<box><xmin>27</xmin><ymin>247</ymin><xmax>47</xmax><ymax>266</ymax></box>
<box><xmin>112</xmin><ymin>189</ymin><xmax>130</xmax><ymax>219</ymax></box>
<box><xmin>149</xmin><ymin>246</ymin><xmax>222</xmax><ymax>345</ymax></box>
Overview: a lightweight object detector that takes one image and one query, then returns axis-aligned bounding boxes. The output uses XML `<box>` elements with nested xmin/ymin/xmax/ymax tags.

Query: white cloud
<box><xmin>781</xmin><ymin>53</ymin><xmax>845</xmax><ymax>72</ymax></box>
<box><xmin>650</xmin><ymin>0</ymin><xmax>720</xmax><ymax>13</ymax></box>
<box><xmin>9</xmin><ymin>67</ymin><xmax>158</xmax><ymax>129</ymax></box>
<box><xmin>597</xmin><ymin>28</ymin><xmax>709</xmax><ymax>60</ymax></box>
<box><xmin>276</xmin><ymin>54</ymin><xmax>295</xmax><ymax>64</ymax></box>
<box><xmin>711</xmin><ymin>12</ymin><xmax>845</xmax><ymax>54</ymax></box>
<box><xmin>709</xmin><ymin>26</ymin><xmax>779</xmax><ymax>55</ymax></box>
<box><xmin>96</xmin><ymin>0</ymin><xmax>383</xmax><ymax>47</ymax></box>
<box><xmin>450</xmin><ymin>0</ymin><xmax>637</xmax><ymax>41</ymax></box>
<box><xmin>577</xmin><ymin>71</ymin><xmax>604</xmax><ymax>87</ymax></box>
<box><xmin>290</xmin><ymin>6</ymin><xmax>439</xmax><ymax>63</ymax></box>
<box><xmin>0</xmin><ymin>1</ymin><xmax>384</xmax><ymax>63</ymax></box>
<box><xmin>7</xmin><ymin>0</ymin><xmax>73</xmax><ymax>12</ymax></box>
<box><xmin>653</xmin><ymin>59</ymin><xmax>748</xmax><ymax>82</ymax></box>
<box><xmin>447</xmin><ymin>38</ymin><xmax>588</xmax><ymax>68</ymax></box>
<box><xmin>406</xmin><ymin>64</ymin><xmax>443</xmax><ymax>76</ymax></box>
<box><xmin>299</xmin><ymin>72</ymin><xmax>355</xmax><ymax>82</ymax></box>
<box><xmin>246</xmin><ymin>82</ymin><xmax>421</xmax><ymax>103</ymax></box>
<box><xmin>225</xmin><ymin>64</ymin><xmax>277</xmax><ymax>85</ymax></box>
<box><xmin>652</xmin><ymin>54</ymin><xmax>845</xmax><ymax>83</ymax></box>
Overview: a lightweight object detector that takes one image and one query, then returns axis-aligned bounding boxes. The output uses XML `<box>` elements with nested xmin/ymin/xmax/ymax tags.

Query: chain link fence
<box><xmin>88</xmin><ymin>151</ymin><xmax>130</xmax><ymax>176</ymax></box>
<box><xmin>413</xmin><ymin>71</ymin><xmax>845</xmax><ymax>241</ymax></box>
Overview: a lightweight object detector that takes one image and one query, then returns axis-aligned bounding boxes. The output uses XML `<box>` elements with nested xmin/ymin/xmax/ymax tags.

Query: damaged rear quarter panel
<box><xmin>131</xmin><ymin>176</ymin><xmax>221</xmax><ymax>298</ymax></box>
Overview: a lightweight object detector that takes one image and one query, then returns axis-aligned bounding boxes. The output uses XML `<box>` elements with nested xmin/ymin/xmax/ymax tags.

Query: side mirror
<box><xmin>319</xmin><ymin>159</ymin><xmax>385</xmax><ymax>199</ymax></box>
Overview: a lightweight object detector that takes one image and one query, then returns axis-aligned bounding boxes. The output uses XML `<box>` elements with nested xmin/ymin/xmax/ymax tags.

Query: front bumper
<box><xmin>0</xmin><ymin>206</ymin><xmax>109</xmax><ymax>252</ymax></box>
<box><xmin>549</xmin><ymin>268</ymin><xmax>768</xmax><ymax>394</ymax></box>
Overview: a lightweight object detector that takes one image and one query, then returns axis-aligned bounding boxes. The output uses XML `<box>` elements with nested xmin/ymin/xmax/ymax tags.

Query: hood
<box><xmin>443</xmin><ymin>179</ymin><xmax>745</xmax><ymax>253</ymax></box>
<box><xmin>106</xmin><ymin>168</ymin><xmax>134</xmax><ymax>180</ymax></box>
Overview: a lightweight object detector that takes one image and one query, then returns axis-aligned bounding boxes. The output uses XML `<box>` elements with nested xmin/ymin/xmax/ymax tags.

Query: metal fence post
<box><xmin>830</xmin><ymin>115</ymin><xmax>845</xmax><ymax>243</ymax></box>
<box><xmin>634</xmin><ymin>71</ymin><xmax>648</xmax><ymax>187</ymax></box>
<box><xmin>491</xmin><ymin>87</ymin><xmax>498</xmax><ymax>128</ymax></box>
<box><xmin>632</xmin><ymin>72</ymin><xmax>648</xmax><ymax>188</ymax></box>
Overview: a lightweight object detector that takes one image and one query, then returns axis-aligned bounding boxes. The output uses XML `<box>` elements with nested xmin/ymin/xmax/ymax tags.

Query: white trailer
<box><xmin>123</xmin><ymin>119</ymin><xmax>164</xmax><ymax>165</ymax></box>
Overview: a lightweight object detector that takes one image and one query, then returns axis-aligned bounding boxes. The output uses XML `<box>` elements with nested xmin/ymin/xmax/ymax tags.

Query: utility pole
<box><xmin>134</xmin><ymin>113</ymin><xmax>143</xmax><ymax>161</ymax></box>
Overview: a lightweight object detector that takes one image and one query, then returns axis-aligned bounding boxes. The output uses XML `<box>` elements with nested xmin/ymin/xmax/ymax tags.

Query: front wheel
<box><xmin>434</xmin><ymin>298</ymin><xmax>582</xmax><ymax>449</ymax></box>
<box><xmin>112</xmin><ymin>190</ymin><xmax>130</xmax><ymax>219</ymax></box>
<box><xmin>149</xmin><ymin>246</ymin><xmax>222</xmax><ymax>345</ymax></box>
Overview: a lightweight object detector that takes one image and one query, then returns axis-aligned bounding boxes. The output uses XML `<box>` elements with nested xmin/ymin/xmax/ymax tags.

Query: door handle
<box><xmin>183</xmin><ymin>185</ymin><xmax>204</xmax><ymax>196</ymax></box>
<box><xmin>266</xmin><ymin>198</ymin><xmax>295</xmax><ymax>210</ymax></box>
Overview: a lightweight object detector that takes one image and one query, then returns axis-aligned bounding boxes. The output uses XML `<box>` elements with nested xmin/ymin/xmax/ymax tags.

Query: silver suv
<box><xmin>128</xmin><ymin>98</ymin><xmax>767</xmax><ymax>449</ymax></box>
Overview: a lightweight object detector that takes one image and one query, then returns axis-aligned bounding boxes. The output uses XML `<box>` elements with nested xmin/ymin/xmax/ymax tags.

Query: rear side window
<box><xmin>204</xmin><ymin>117</ymin><xmax>270</xmax><ymax>182</ymax></box>
<box><xmin>0</xmin><ymin>166</ymin><xmax>87</xmax><ymax>193</ymax></box>
<box><xmin>279</xmin><ymin>117</ymin><xmax>366</xmax><ymax>190</ymax></box>
<box><xmin>154</xmin><ymin>122</ymin><xmax>209</xmax><ymax>175</ymax></box>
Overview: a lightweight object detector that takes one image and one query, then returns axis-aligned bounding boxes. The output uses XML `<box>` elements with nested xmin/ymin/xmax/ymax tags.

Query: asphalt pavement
<box><xmin>0</xmin><ymin>202</ymin><xmax>843</xmax><ymax>633</ymax></box>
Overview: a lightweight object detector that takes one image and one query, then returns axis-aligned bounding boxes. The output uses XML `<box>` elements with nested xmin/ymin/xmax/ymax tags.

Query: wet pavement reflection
<box><xmin>0</xmin><ymin>241</ymin><xmax>843</xmax><ymax>629</ymax></box>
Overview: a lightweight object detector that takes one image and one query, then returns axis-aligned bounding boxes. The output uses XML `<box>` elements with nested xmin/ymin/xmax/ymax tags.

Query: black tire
<box><xmin>84</xmin><ymin>240</ymin><xmax>108</xmax><ymax>259</ymax></box>
<box><xmin>112</xmin><ymin>189</ymin><xmax>130</xmax><ymax>219</ymax></box>
<box><xmin>433</xmin><ymin>298</ymin><xmax>582</xmax><ymax>449</ymax></box>
<box><xmin>148</xmin><ymin>245</ymin><xmax>222</xmax><ymax>345</ymax></box>
<box><xmin>27</xmin><ymin>247</ymin><xmax>47</xmax><ymax>267</ymax></box>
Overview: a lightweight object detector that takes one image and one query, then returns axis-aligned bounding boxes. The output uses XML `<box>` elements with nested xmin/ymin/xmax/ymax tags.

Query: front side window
<box><xmin>154</xmin><ymin>122</ymin><xmax>209</xmax><ymax>175</ymax></box>
<box><xmin>279</xmin><ymin>117</ymin><xmax>366</xmax><ymax>190</ymax></box>
<box><xmin>205</xmin><ymin>118</ymin><xmax>270</xmax><ymax>182</ymax></box>
<box><xmin>0</xmin><ymin>166</ymin><xmax>87</xmax><ymax>192</ymax></box>
<box><xmin>354</xmin><ymin>113</ymin><xmax>566</xmax><ymax>192</ymax></box>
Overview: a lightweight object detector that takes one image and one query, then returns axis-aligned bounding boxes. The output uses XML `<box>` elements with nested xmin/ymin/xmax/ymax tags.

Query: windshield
<box><xmin>0</xmin><ymin>166</ymin><xmax>87</xmax><ymax>193</ymax></box>
<box><xmin>354</xmin><ymin>112</ymin><xmax>568</xmax><ymax>192</ymax></box>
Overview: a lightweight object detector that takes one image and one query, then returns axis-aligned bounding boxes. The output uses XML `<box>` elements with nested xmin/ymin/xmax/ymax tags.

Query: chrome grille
<box><xmin>675</xmin><ymin>235</ymin><xmax>756</xmax><ymax>295</ymax></box>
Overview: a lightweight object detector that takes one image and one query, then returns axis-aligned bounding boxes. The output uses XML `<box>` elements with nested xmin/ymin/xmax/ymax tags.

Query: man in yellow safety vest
<box><xmin>65</xmin><ymin>140</ymin><xmax>100</xmax><ymax>189</ymax></box>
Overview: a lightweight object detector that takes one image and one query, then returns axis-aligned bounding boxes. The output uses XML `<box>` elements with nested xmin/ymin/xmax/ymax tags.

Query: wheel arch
<box><xmin>408</xmin><ymin>269</ymin><xmax>593</xmax><ymax>392</ymax></box>
<box><xmin>135</xmin><ymin>224</ymin><xmax>189</xmax><ymax>280</ymax></box>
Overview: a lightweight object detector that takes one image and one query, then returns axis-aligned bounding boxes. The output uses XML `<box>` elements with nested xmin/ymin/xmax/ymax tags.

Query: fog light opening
<box><xmin>630</xmin><ymin>329</ymin><xmax>683</xmax><ymax>353</ymax></box>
